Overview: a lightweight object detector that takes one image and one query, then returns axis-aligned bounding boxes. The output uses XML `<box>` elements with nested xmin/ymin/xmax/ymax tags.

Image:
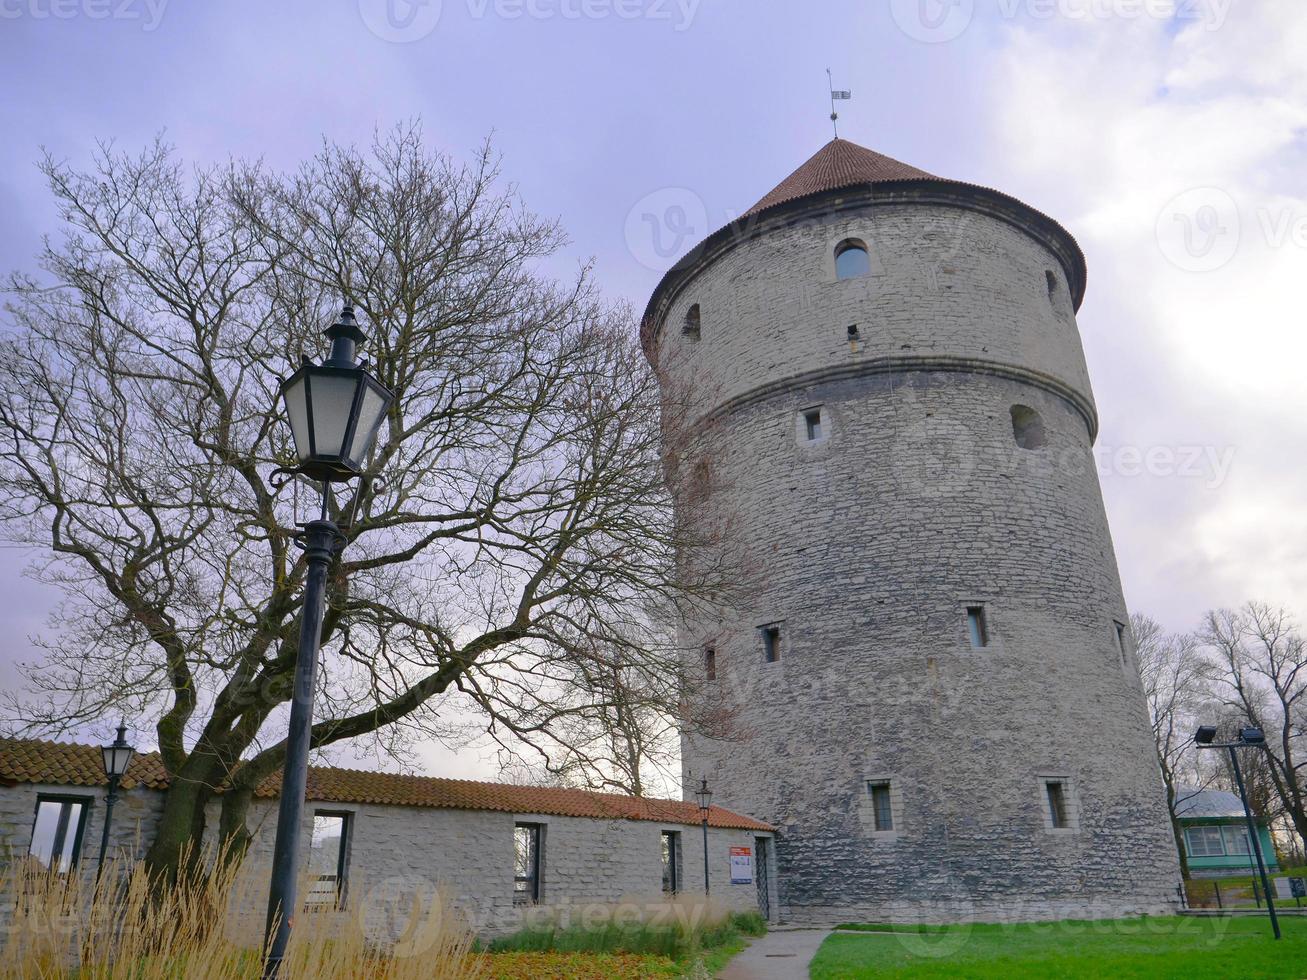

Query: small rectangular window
<box><xmin>661</xmin><ymin>830</ymin><xmax>680</xmax><ymax>893</ymax></box>
<box><xmin>1045</xmin><ymin>781</ymin><xmax>1069</xmax><ymax>829</ymax></box>
<box><xmin>29</xmin><ymin>795</ymin><xmax>92</xmax><ymax>874</ymax></box>
<box><xmin>514</xmin><ymin>823</ymin><xmax>543</xmax><ymax>905</ymax></box>
<box><xmin>704</xmin><ymin>646</ymin><xmax>717</xmax><ymax>681</ymax></box>
<box><xmin>306</xmin><ymin>811</ymin><xmax>352</xmax><ymax>909</ymax></box>
<box><xmin>1114</xmin><ymin>621</ymin><xmax>1129</xmax><ymax>664</ymax></box>
<box><xmin>803</xmin><ymin>408</ymin><xmax>823</xmax><ymax>442</ymax></box>
<box><xmin>868</xmin><ymin>781</ymin><xmax>894</xmax><ymax>832</ymax></box>
<box><xmin>966</xmin><ymin>606</ymin><xmax>989</xmax><ymax>649</ymax></box>
<box><xmin>762</xmin><ymin>624</ymin><xmax>782</xmax><ymax>663</ymax></box>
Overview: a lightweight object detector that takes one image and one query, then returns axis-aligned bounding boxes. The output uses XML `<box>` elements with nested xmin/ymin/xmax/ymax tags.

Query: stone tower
<box><xmin>643</xmin><ymin>139</ymin><xmax>1181</xmax><ymax>922</ymax></box>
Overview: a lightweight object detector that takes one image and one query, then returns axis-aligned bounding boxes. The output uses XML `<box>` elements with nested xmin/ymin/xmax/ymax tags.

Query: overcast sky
<box><xmin>1</xmin><ymin>0</ymin><xmax>1303</xmax><ymax>779</ymax></box>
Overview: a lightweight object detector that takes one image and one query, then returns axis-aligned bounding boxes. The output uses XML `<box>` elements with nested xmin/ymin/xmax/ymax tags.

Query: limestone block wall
<box><xmin>0</xmin><ymin>781</ymin><xmax>773</xmax><ymax>936</ymax></box>
<box><xmin>652</xmin><ymin>194</ymin><xmax>1183</xmax><ymax>923</ymax></box>
<box><xmin>653</xmin><ymin>198</ymin><xmax>1096</xmax><ymax>433</ymax></box>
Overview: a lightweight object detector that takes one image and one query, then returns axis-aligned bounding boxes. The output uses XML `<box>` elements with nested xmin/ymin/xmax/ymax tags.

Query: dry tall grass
<box><xmin>0</xmin><ymin>850</ymin><xmax>481</xmax><ymax>979</ymax></box>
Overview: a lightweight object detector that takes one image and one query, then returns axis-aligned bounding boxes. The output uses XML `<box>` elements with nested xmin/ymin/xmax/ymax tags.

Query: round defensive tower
<box><xmin>643</xmin><ymin>139</ymin><xmax>1182</xmax><ymax>923</ymax></box>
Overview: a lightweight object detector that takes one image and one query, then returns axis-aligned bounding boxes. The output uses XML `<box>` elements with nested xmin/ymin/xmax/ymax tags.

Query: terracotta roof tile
<box><xmin>0</xmin><ymin>736</ymin><xmax>171</xmax><ymax>791</ymax></box>
<box><xmin>0</xmin><ymin>737</ymin><xmax>772</xmax><ymax>832</ymax></box>
<box><xmin>744</xmin><ymin>138</ymin><xmax>935</xmax><ymax>216</ymax></box>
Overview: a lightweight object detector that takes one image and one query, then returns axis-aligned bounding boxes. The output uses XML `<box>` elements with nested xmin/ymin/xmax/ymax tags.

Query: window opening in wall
<box><xmin>1185</xmin><ymin>825</ymin><xmax>1225</xmax><ymax>857</ymax></box>
<box><xmin>1045</xmin><ymin>780</ymin><xmax>1070</xmax><ymax>829</ymax></box>
<box><xmin>661</xmin><ymin>830</ymin><xmax>680</xmax><ymax>893</ymax></box>
<box><xmin>803</xmin><ymin>408</ymin><xmax>823</xmax><ymax>442</ymax></box>
<box><xmin>834</xmin><ymin>239</ymin><xmax>871</xmax><ymax>280</ymax></box>
<box><xmin>688</xmin><ymin>457</ymin><xmax>712</xmax><ymax>503</ymax></box>
<box><xmin>966</xmin><ymin>606</ymin><xmax>989</xmax><ymax>649</ymax></box>
<box><xmin>1221</xmin><ymin>825</ymin><xmax>1251</xmax><ymax>855</ymax></box>
<box><xmin>683</xmin><ymin>304</ymin><xmax>701</xmax><ymax>340</ymax></box>
<box><xmin>514</xmin><ymin>823</ymin><xmax>543</xmax><ymax>904</ymax></box>
<box><xmin>29</xmin><ymin>795</ymin><xmax>91</xmax><ymax>874</ymax></box>
<box><xmin>1010</xmin><ymin>405</ymin><xmax>1046</xmax><ymax>450</ymax></box>
<box><xmin>868</xmin><ymin>781</ymin><xmax>894</xmax><ymax>832</ymax></box>
<box><xmin>306</xmin><ymin>811</ymin><xmax>351</xmax><ymax>908</ymax></box>
<box><xmin>1046</xmin><ymin>270</ymin><xmax>1059</xmax><ymax>304</ymax></box>
<box><xmin>704</xmin><ymin>646</ymin><xmax>717</xmax><ymax>681</ymax></box>
<box><xmin>1114</xmin><ymin>621</ymin><xmax>1129</xmax><ymax>667</ymax></box>
<box><xmin>762</xmin><ymin>624</ymin><xmax>782</xmax><ymax>663</ymax></box>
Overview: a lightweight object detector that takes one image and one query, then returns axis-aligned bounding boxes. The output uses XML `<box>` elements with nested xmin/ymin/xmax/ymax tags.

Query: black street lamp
<box><xmin>95</xmin><ymin>721</ymin><xmax>135</xmax><ymax>884</ymax></box>
<box><xmin>1194</xmin><ymin>724</ymin><xmax>1281</xmax><ymax>940</ymax></box>
<box><xmin>694</xmin><ymin>776</ymin><xmax>712</xmax><ymax>895</ymax></box>
<box><xmin>263</xmin><ymin>304</ymin><xmax>394</xmax><ymax>978</ymax></box>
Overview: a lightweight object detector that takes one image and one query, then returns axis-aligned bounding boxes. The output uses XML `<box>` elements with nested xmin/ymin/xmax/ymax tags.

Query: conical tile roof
<box><xmin>745</xmin><ymin>138</ymin><xmax>935</xmax><ymax>216</ymax></box>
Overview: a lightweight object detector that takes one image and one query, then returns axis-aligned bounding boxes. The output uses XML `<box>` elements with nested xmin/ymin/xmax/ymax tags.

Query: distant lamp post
<box><xmin>695</xmin><ymin>776</ymin><xmax>713</xmax><ymax>895</ymax></box>
<box><xmin>95</xmin><ymin>721</ymin><xmax>135</xmax><ymax>884</ymax></box>
<box><xmin>263</xmin><ymin>304</ymin><xmax>394</xmax><ymax>979</ymax></box>
<box><xmin>1194</xmin><ymin>724</ymin><xmax>1281</xmax><ymax>940</ymax></box>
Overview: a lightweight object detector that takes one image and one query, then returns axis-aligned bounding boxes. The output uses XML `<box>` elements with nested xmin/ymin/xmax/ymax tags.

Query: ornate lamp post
<box><xmin>1195</xmin><ymin>725</ymin><xmax>1281</xmax><ymax>940</ymax></box>
<box><xmin>95</xmin><ymin>721</ymin><xmax>135</xmax><ymax>884</ymax></box>
<box><xmin>263</xmin><ymin>304</ymin><xmax>394</xmax><ymax>978</ymax></box>
<box><xmin>694</xmin><ymin>776</ymin><xmax>712</xmax><ymax>895</ymax></box>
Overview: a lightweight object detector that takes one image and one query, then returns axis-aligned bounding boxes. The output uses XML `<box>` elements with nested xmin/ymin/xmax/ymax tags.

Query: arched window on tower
<box><xmin>834</xmin><ymin>239</ymin><xmax>871</xmax><ymax>280</ymax></box>
<box><xmin>683</xmin><ymin>304</ymin><xmax>701</xmax><ymax>341</ymax></box>
<box><xmin>1010</xmin><ymin>405</ymin><xmax>1047</xmax><ymax>450</ymax></box>
<box><xmin>1045</xmin><ymin>270</ymin><xmax>1061</xmax><ymax>312</ymax></box>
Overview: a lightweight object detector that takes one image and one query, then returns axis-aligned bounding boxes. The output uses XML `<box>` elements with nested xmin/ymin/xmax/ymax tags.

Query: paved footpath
<box><xmin>716</xmin><ymin>927</ymin><xmax>831</xmax><ymax>980</ymax></box>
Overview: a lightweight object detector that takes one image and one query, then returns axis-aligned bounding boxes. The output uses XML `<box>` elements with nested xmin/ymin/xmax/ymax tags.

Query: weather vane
<box><xmin>827</xmin><ymin>68</ymin><xmax>851</xmax><ymax>139</ymax></box>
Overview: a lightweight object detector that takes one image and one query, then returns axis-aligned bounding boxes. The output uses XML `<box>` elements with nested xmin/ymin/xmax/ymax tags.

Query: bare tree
<box><xmin>1200</xmin><ymin>602</ymin><xmax>1307</xmax><ymax>851</ymax></box>
<box><xmin>499</xmin><ymin>654</ymin><xmax>682</xmax><ymax>797</ymax></box>
<box><xmin>0</xmin><ymin>127</ymin><xmax>743</xmax><ymax>884</ymax></box>
<box><xmin>1134</xmin><ymin>612</ymin><xmax>1209</xmax><ymax>877</ymax></box>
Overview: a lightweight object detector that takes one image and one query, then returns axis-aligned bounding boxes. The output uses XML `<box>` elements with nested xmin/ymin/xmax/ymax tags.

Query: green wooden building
<box><xmin>1175</xmin><ymin>785</ymin><xmax>1279</xmax><ymax>877</ymax></box>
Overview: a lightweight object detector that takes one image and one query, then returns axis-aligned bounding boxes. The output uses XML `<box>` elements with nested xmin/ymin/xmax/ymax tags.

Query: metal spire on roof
<box><xmin>827</xmin><ymin>68</ymin><xmax>851</xmax><ymax>139</ymax></box>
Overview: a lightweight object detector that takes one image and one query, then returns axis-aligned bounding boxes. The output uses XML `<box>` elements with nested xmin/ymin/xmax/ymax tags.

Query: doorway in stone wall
<box><xmin>754</xmin><ymin>836</ymin><xmax>771</xmax><ymax>920</ymax></box>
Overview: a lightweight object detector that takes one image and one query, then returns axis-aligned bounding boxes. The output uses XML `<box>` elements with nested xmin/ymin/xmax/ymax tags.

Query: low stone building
<box><xmin>0</xmin><ymin>737</ymin><xmax>776</xmax><ymax>935</ymax></box>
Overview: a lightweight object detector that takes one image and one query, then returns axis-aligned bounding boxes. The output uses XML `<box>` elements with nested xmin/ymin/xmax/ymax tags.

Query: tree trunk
<box><xmin>1169</xmin><ymin>812</ymin><xmax>1191</xmax><ymax>880</ymax></box>
<box><xmin>217</xmin><ymin>785</ymin><xmax>256</xmax><ymax>870</ymax></box>
<box><xmin>142</xmin><ymin>740</ymin><xmax>248</xmax><ymax>887</ymax></box>
<box><xmin>142</xmin><ymin>775</ymin><xmax>216</xmax><ymax>889</ymax></box>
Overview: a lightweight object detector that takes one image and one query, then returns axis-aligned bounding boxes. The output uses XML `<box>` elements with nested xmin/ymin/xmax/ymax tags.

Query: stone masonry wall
<box><xmin>655</xmin><ymin>197</ymin><xmax>1184</xmax><ymax>923</ymax></box>
<box><xmin>0</xmin><ymin>781</ymin><xmax>773</xmax><ymax>936</ymax></box>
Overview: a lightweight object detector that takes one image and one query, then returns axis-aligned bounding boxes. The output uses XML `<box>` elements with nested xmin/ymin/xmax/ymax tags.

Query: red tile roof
<box><xmin>0</xmin><ymin>737</ymin><xmax>772</xmax><ymax>831</ymax></box>
<box><xmin>745</xmin><ymin>138</ymin><xmax>935</xmax><ymax>216</ymax></box>
<box><xmin>0</xmin><ymin>736</ymin><xmax>172</xmax><ymax>791</ymax></box>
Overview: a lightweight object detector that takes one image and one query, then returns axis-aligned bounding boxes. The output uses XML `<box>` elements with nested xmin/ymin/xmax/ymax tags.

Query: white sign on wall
<box><xmin>730</xmin><ymin>846</ymin><xmax>753</xmax><ymax>884</ymax></box>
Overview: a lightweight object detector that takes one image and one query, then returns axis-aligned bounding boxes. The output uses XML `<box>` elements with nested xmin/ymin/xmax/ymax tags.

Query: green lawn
<box><xmin>808</xmin><ymin>916</ymin><xmax>1306</xmax><ymax>979</ymax></box>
